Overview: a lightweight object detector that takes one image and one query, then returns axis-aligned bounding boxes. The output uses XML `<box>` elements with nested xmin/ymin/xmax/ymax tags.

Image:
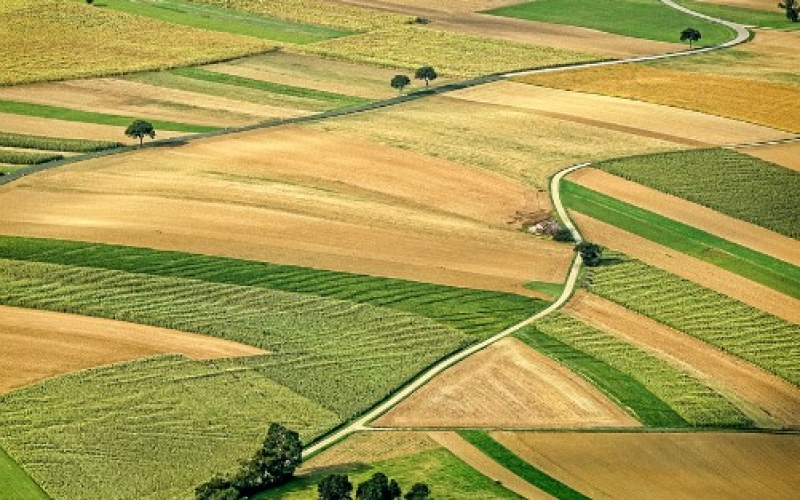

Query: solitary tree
<box><xmin>390</xmin><ymin>74</ymin><xmax>411</xmax><ymax>93</ymax></box>
<box><xmin>124</xmin><ymin>119</ymin><xmax>155</xmax><ymax>146</ymax></box>
<box><xmin>680</xmin><ymin>27</ymin><xmax>701</xmax><ymax>48</ymax></box>
<box><xmin>404</xmin><ymin>483</ymin><xmax>432</xmax><ymax>500</ymax></box>
<box><xmin>574</xmin><ymin>242</ymin><xmax>603</xmax><ymax>267</ymax></box>
<box><xmin>414</xmin><ymin>66</ymin><xmax>438</xmax><ymax>88</ymax></box>
<box><xmin>319</xmin><ymin>474</ymin><xmax>353</xmax><ymax>500</ymax></box>
<box><xmin>779</xmin><ymin>0</ymin><xmax>799</xmax><ymax>21</ymax></box>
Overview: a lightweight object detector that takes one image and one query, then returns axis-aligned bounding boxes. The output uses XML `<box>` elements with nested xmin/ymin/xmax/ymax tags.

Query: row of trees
<box><xmin>319</xmin><ymin>472</ymin><xmax>432</xmax><ymax>500</ymax></box>
<box><xmin>390</xmin><ymin>66</ymin><xmax>438</xmax><ymax>93</ymax></box>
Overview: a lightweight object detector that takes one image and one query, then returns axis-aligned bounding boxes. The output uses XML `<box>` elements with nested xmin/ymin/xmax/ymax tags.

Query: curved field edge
<box><xmin>0</xmin><ymin>445</ymin><xmax>50</xmax><ymax>500</ymax></box>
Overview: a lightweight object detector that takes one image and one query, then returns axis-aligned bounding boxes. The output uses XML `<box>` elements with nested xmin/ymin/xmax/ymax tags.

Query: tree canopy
<box><xmin>319</xmin><ymin>474</ymin><xmax>353</xmax><ymax>500</ymax></box>
<box><xmin>779</xmin><ymin>0</ymin><xmax>799</xmax><ymax>21</ymax></box>
<box><xmin>414</xmin><ymin>66</ymin><xmax>438</xmax><ymax>87</ymax></box>
<box><xmin>124</xmin><ymin>119</ymin><xmax>155</xmax><ymax>146</ymax></box>
<box><xmin>679</xmin><ymin>27</ymin><xmax>701</xmax><ymax>48</ymax></box>
<box><xmin>390</xmin><ymin>74</ymin><xmax>411</xmax><ymax>93</ymax></box>
<box><xmin>574</xmin><ymin>242</ymin><xmax>603</xmax><ymax>267</ymax></box>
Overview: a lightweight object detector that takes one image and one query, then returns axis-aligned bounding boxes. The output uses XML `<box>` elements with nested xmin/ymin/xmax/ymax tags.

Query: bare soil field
<box><xmin>452</xmin><ymin>81</ymin><xmax>793</xmax><ymax>145</ymax></box>
<box><xmin>0</xmin><ymin>113</ymin><xmax>184</xmax><ymax>144</ymax></box>
<box><xmin>0</xmin><ymin>79</ymin><xmax>303</xmax><ymax>128</ymax></box>
<box><xmin>0</xmin><ymin>305</ymin><xmax>265</xmax><ymax>394</ymax></box>
<box><xmin>518</xmin><ymin>66</ymin><xmax>800</xmax><ymax>133</ymax></box>
<box><xmin>491</xmin><ymin>432</ymin><xmax>800</xmax><ymax>500</ymax></box>
<box><xmin>567</xmin><ymin>291</ymin><xmax>800</xmax><ymax>428</ymax></box>
<box><xmin>740</xmin><ymin>141</ymin><xmax>800</xmax><ymax>172</ymax></box>
<box><xmin>308</xmin><ymin>96</ymin><xmax>680</xmax><ymax>188</ymax></box>
<box><xmin>327</xmin><ymin>0</ymin><xmax>680</xmax><ymax>57</ymax></box>
<box><xmin>300</xmin><ymin>432</ymin><xmax>439</xmax><ymax>474</ymax></box>
<box><xmin>695</xmin><ymin>0</ymin><xmax>774</xmax><ymax>10</ymax></box>
<box><xmin>568</xmin><ymin>167</ymin><xmax>800</xmax><ymax>266</ymax></box>
<box><xmin>571</xmin><ymin>213</ymin><xmax>800</xmax><ymax>324</ymax></box>
<box><xmin>374</xmin><ymin>337</ymin><xmax>639</xmax><ymax>428</ymax></box>
<box><xmin>428</xmin><ymin>431</ymin><xmax>554</xmax><ymax>500</ymax></box>
<box><xmin>0</xmin><ymin>126</ymin><xmax>572</xmax><ymax>294</ymax></box>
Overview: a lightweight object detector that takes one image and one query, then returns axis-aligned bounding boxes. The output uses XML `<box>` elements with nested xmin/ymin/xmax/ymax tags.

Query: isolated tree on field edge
<box><xmin>405</xmin><ymin>483</ymin><xmax>432</xmax><ymax>500</ymax></box>
<box><xmin>574</xmin><ymin>241</ymin><xmax>603</xmax><ymax>267</ymax></box>
<box><xmin>680</xmin><ymin>27</ymin><xmax>701</xmax><ymax>48</ymax></box>
<box><xmin>390</xmin><ymin>74</ymin><xmax>411</xmax><ymax>93</ymax></box>
<box><xmin>414</xmin><ymin>66</ymin><xmax>438</xmax><ymax>88</ymax></box>
<box><xmin>779</xmin><ymin>0</ymin><xmax>799</xmax><ymax>21</ymax></box>
<box><xmin>125</xmin><ymin>120</ymin><xmax>155</xmax><ymax>146</ymax></box>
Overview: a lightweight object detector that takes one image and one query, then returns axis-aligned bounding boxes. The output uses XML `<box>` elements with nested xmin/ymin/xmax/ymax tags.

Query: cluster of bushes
<box><xmin>319</xmin><ymin>472</ymin><xmax>432</xmax><ymax>500</ymax></box>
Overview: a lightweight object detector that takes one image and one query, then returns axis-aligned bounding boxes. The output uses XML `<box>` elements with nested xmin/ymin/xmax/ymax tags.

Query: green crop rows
<box><xmin>535</xmin><ymin>313</ymin><xmax>750</xmax><ymax>427</ymax></box>
<box><xmin>596</xmin><ymin>149</ymin><xmax>800</xmax><ymax>239</ymax></box>
<box><xmin>0</xmin><ymin>150</ymin><xmax>62</xmax><ymax>165</ymax></box>
<box><xmin>0</xmin><ymin>132</ymin><xmax>123</xmax><ymax>152</ymax></box>
<box><xmin>587</xmin><ymin>253</ymin><xmax>800</xmax><ymax>386</ymax></box>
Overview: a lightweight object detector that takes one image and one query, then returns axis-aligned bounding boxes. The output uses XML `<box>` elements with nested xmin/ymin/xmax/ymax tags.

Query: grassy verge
<box><xmin>0</xmin><ymin>132</ymin><xmax>122</xmax><ymax>152</ymax></box>
<box><xmin>485</xmin><ymin>0</ymin><xmax>734</xmax><ymax>46</ymax></box>
<box><xmin>525</xmin><ymin>281</ymin><xmax>564</xmax><ymax>299</ymax></box>
<box><xmin>0</xmin><ymin>446</ymin><xmax>50</xmax><ymax>500</ymax></box>
<box><xmin>459</xmin><ymin>430</ymin><xmax>589</xmax><ymax>500</ymax></box>
<box><xmin>562</xmin><ymin>181</ymin><xmax>800</xmax><ymax>298</ymax></box>
<box><xmin>674</xmin><ymin>0</ymin><xmax>800</xmax><ymax>29</ymax></box>
<box><xmin>69</xmin><ymin>0</ymin><xmax>349</xmax><ymax>43</ymax></box>
<box><xmin>171</xmin><ymin>67</ymin><xmax>370</xmax><ymax>107</ymax></box>
<box><xmin>0</xmin><ymin>100</ymin><xmax>218</xmax><ymax>133</ymax></box>
<box><xmin>0</xmin><ymin>150</ymin><xmax>63</xmax><ymax>165</ymax></box>
<box><xmin>587</xmin><ymin>252</ymin><xmax>800</xmax><ymax>386</ymax></box>
<box><xmin>516</xmin><ymin>325</ymin><xmax>689</xmax><ymax>427</ymax></box>
<box><xmin>596</xmin><ymin>149</ymin><xmax>800</xmax><ymax>239</ymax></box>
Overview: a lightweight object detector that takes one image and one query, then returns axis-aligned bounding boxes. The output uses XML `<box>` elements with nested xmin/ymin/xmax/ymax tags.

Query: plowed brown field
<box><xmin>491</xmin><ymin>432</ymin><xmax>800</xmax><ymax>500</ymax></box>
<box><xmin>567</xmin><ymin>291</ymin><xmax>800</xmax><ymax>428</ymax></box>
<box><xmin>568</xmin><ymin>167</ymin><xmax>800</xmax><ymax>266</ymax></box>
<box><xmin>0</xmin><ymin>113</ymin><xmax>184</xmax><ymax>144</ymax></box>
<box><xmin>571</xmin><ymin>213</ymin><xmax>800</xmax><ymax>324</ymax></box>
<box><xmin>0</xmin><ymin>126</ymin><xmax>571</xmax><ymax>294</ymax></box>
<box><xmin>740</xmin><ymin>141</ymin><xmax>800</xmax><ymax>172</ymax></box>
<box><xmin>0</xmin><ymin>305</ymin><xmax>265</xmax><ymax>393</ymax></box>
<box><xmin>373</xmin><ymin>338</ymin><xmax>639</xmax><ymax>428</ymax></box>
<box><xmin>451</xmin><ymin>81</ymin><xmax>793</xmax><ymax>145</ymax></box>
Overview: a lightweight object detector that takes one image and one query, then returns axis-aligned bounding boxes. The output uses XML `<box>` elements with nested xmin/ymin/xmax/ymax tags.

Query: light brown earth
<box><xmin>568</xmin><ymin>167</ymin><xmax>800</xmax><ymax>266</ymax></box>
<box><xmin>571</xmin><ymin>213</ymin><xmax>800</xmax><ymax>324</ymax></box>
<box><xmin>567</xmin><ymin>291</ymin><xmax>800</xmax><ymax>428</ymax></box>
<box><xmin>327</xmin><ymin>0</ymin><xmax>681</xmax><ymax>57</ymax></box>
<box><xmin>0</xmin><ymin>305</ymin><xmax>266</xmax><ymax>393</ymax></box>
<box><xmin>373</xmin><ymin>337</ymin><xmax>640</xmax><ymax>428</ymax></box>
<box><xmin>0</xmin><ymin>126</ymin><xmax>572</xmax><ymax>294</ymax></box>
<box><xmin>695</xmin><ymin>0</ymin><xmax>774</xmax><ymax>10</ymax></box>
<box><xmin>0</xmin><ymin>79</ymin><xmax>303</xmax><ymax>128</ymax></box>
<box><xmin>491</xmin><ymin>432</ymin><xmax>800</xmax><ymax>500</ymax></box>
<box><xmin>740</xmin><ymin>141</ymin><xmax>800</xmax><ymax>172</ymax></box>
<box><xmin>450</xmin><ymin>81</ymin><xmax>794</xmax><ymax>145</ymax></box>
<box><xmin>428</xmin><ymin>431</ymin><xmax>555</xmax><ymax>500</ymax></box>
<box><xmin>0</xmin><ymin>113</ymin><xmax>184</xmax><ymax>144</ymax></box>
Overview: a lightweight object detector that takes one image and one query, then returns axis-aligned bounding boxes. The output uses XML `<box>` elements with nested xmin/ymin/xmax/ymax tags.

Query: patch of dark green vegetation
<box><xmin>171</xmin><ymin>67</ymin><xmax>371</xmax><ymax>107</ymax></box>
<box><xmin>0</xmin><ymin>236</ymin><xmax>544</xmax><ymax>338</ymax></box>
<box><xmin>562</xmin><ymin>181</ymin><xmax>800</xmax><ymax>299</ymax></box>
<box><xmin>0</xmin><ymin>100</ymin><xmax>219</xmax><ymax>134</ymax></box>
<box><xmin>0</xmin><ymin>150</ymin><xmax>63</xmax><ymax>165</ymax></box>
<box><xmin>516</xmin><ymin>325</ymin><xmax>690</xmax><ymax>427</ymax></box>
<box><xmin>459</xmin><ymin>430</ymin><xmax>590</xmax><ymax>500</ymax></box>
<box><xmin>596</xmin><ymin>149</ymin><xmax>800</xmax><ymax>239</ymax></box>
<box><xmin>0</xmin><ymin>132</ymin><xmax>123</xmax><ymax>153</ymax></box>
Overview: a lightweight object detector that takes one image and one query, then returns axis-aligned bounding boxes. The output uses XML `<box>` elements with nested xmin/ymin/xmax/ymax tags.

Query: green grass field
<box><xmin>0</xmin><ymin>150</ymin><xmax>63</xmax><ymax>165</ymax></box>
<box><xmin>562</xmin><ymin>181</ymin><xmax>800</xmax><ymax>298</ymax></box>
<box><xmin>0</xmin><ymin>132</ymin><xmax>123</xmax><ymax>152</ymax></box>
<box><xmin>0</xmin><ymin>100</ymin><xmax>218</xmax><ymax>134</ymax></box>
<box><xmin>675</xmin><ymin>0</ymin><xmax>800</xmax><ymax>29</ymax></box>
<box><xmin>0</xmin><ymin>446</ymin><xmax>50</xmax><ymax>500</ymax></box>
<box><xmin>516</xmin><ymin>325</ymin><xmax>689</xmax><ymax>427</ymax></box>
<box><xmin>459</xmin><ymin>430</ymin><xmax>589</xmax><ymax>500</ymax></box>
<box><xmin>534</xmin><ymin>313</ymin><xmax>750</xmax><ymax>427</ymax></box>
<box><xmin>485</xmin><ymin>0</ymin><xmax>735</xmax><ymax>46</ymax></box>
<box><xmin>587</xmin><ymin>253</ymin><xmax>800</xmax><ymax>386</ymax></box>
<box><xmin>68</xmin><ymin>0</ymin><xmax>350</xmax><ymax>43</ymax></box>
<box><xmin>596</xmin><ymin>149</ymin><xmax>800</xmax><ymax>239</ymax></box>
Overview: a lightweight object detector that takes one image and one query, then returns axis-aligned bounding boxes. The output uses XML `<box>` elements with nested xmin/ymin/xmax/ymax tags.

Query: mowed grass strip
<box><xmin>69</xmin><ymin>0</ymin><xmax>349</xmax><ymax>43</ymax></box>
<box><xmin>0</xmin><ymin>100</ymin><xmax>218</xmax><ymax>133</ymax></box>
<box><xmin>485</xmin><ymin>0</ymin><xmax>734</xmax><ymax>45</ymax></box>
<box><xmin>0</xmin><ymin>132</ymin><xmax>122</xmax><ymax>152</ymax></box>
<box><xmin>459</xmin><ymin>430</ymin><xmax>590</xmax><ymax>500</ymax></box>
<box><xmin>587</xmin><ymin>253</ymin><xmax>800</xmax><ymax>386</ymax></box>
<box><xmin>0</xmin><ymin>236</ymin><xmax>543</xmax><ymax>339</ymax></box>
<box><xmin>516</xmin><ymin>325</ymin><xmax>689</xmax><ymax>427</ymax></box>
<box><xmin>0</xmin><ymin>150</ymin><xmax>62</xmax><ymax>165</ymax></box>
<box><xmin>562</xmin><ymin>181</ymin><xmax>800</xmax><ymax>298</ymax></box>
<box><xmin>171</xmin><ymin>67</ymin><xmax>370</xmax><ymax>107</ymax></box>
<box><xmin>674</xmin><ymin>0</ymin><xmax>800</xmax><ymax>29</ymax></box>
<box><xmin>0</xmin><ymin>355</ymin><xmax>339</xmax><ymax>500</ymax></box>
<box><xmin>0</xmin><ymin>445</ymin><xmax>50</xmax><ymax>500</ymax></box>
<box><xmin>596</xmin><ymin>149</ymin><xmax>800</xmax><ymax>239</ymax></box>
<box><xmin>534</xmin><ymin>312</ymin><xmax>751</xmax><ymax>427</ymax></box>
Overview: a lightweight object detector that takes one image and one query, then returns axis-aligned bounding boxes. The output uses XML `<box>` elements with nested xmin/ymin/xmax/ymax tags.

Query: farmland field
<box><xmin>595</xmin><ymin>149</ymin><xmax>800</xmax><ymax>239</ymax></box>
<box><xmin>0</xmin><ymin>445</ymin><xmax>49</xmax><ymax>500</ymax></box>
<box><xmin>741</xmin><ymin>141</ymin><xmax>800</xmax><ymax>172</ymax></box>
<box><xmin>674</xmin><ymin>0</ymin><xmax>800</xmax><ymax>29</ymax></box>
<box><xmin>491</xmin><ymin>432</ymin><xmax>800</xmax><ymax>500</ymax></box>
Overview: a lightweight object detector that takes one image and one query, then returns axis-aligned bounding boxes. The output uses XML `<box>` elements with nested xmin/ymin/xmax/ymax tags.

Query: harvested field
<box><xmin>0</xmin><ymin>305</ymin><xmax>266</xmax><ymax>394</ymax></box>
<box><xmin>452</xmin><ymin>81</ymin><xmax>793</xmax><ymax>145</ymax></box>
<box><xmin>373</xmin><ymin>337</ymin><xmax>639</xmax><ymax>428</ymax></box>
<box><xmin>300</xmin><ymin>432</ymin><xmax>439</xmax><ymax>473</ymax></box>
<box><xmin>518</xmin><ymin>65</ymin><xmax>800</xmax><ymax>133</ymax></box>
<box><xmin>572</xmin><ymin>213</ymin><xmax>800</xmax><ymax>323</ymax></box>
<box><xmin>567</xmin><ymin>292</ymin><xmax>800</xmax><ymax>428</ymax></box>
<box><xmin>0</xmin><ymin>126</ymin><xmax>572</xmax><ymax>293</ymax></box>
<box><xmin>741</xmin><ymin>141</ymin><xmax>800</xmax><ymax>172</ymax></box>
<box><xmin>568</xmin><ymin>167</ymin><xmax>800</xmax><ymax>266</ymax></box>
<box><xmin>491</xmin><ymin>432</ymin><xmax>800</xmax><ymax>500</ymax></box>
<box><xmin>308</xmin><ymin>96</ymin><xmax>680</xmax><ymax>188</ymax></box>
<box><xmin>0</xmin><ymin>112</ymin><xmax>183</xmax><ymax>144</ymax></box>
